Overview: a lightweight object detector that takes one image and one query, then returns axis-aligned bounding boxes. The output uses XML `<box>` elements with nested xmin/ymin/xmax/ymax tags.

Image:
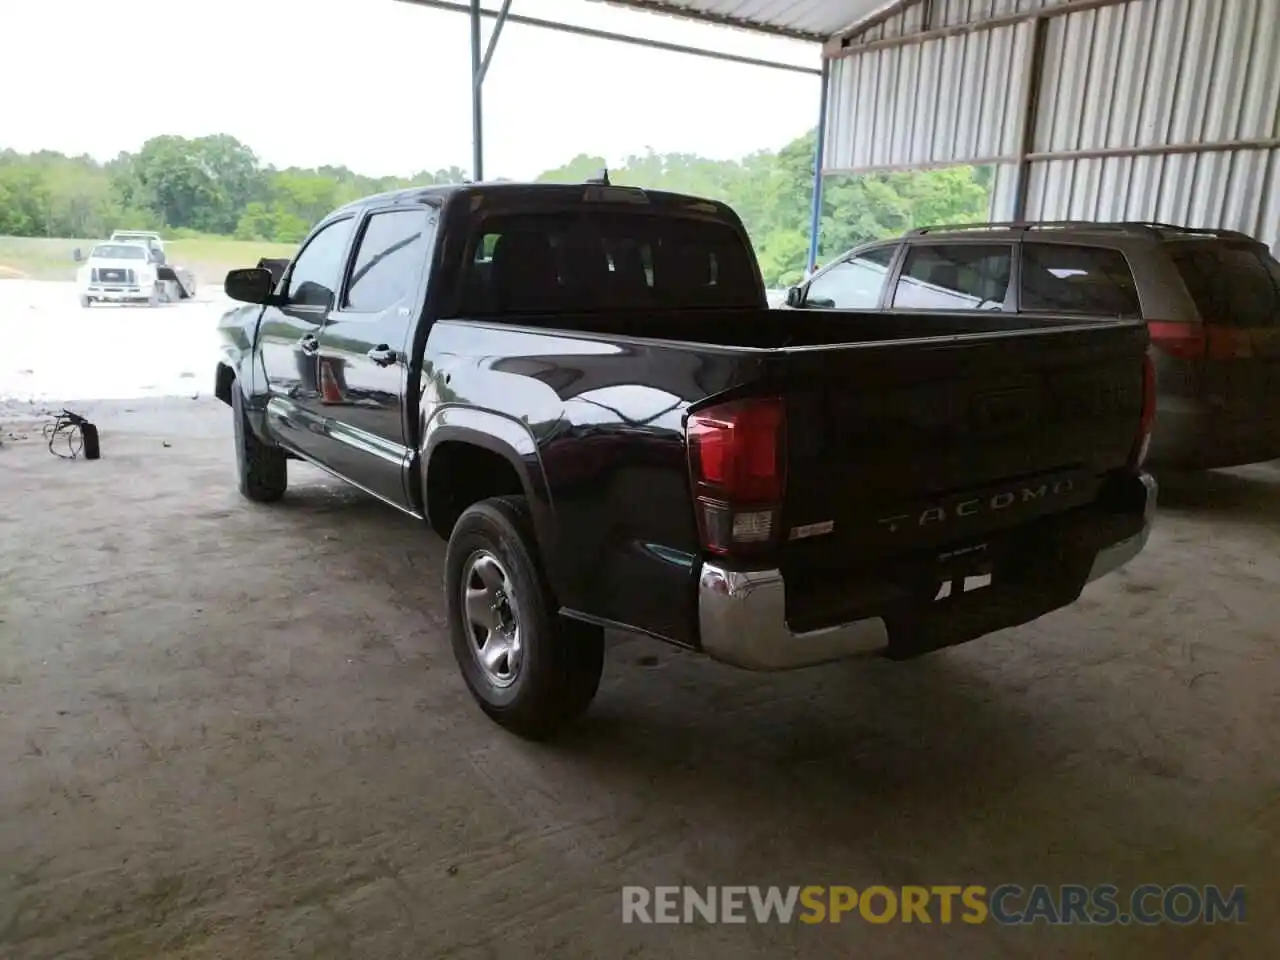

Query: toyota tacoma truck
<box><xmin>214</xmin><ymin>180</ymin><xmax>1158</xmax><ymax>739</ymax></box>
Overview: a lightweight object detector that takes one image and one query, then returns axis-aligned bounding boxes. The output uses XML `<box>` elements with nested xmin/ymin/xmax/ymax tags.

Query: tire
<box><xmin>232</xmin><ymin>384</ymin><xmax>287</xmax><ymax>502</ymax></box>
<box><xmin>445</xmin><ymin>496</ymin><xmax>604</xmax><ymax>739</ymax></box>
<box><xmin>79</xmin><ymin>295</ymin><xmax>91</xmax><ymax>308</ymax></box>
<box><xmin>147</xmin><ymin>288</ymin><xmax>161</xmax><ymax>307</ymax></box>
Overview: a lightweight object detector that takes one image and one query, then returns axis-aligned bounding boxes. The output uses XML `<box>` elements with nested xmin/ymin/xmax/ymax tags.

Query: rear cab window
<box><xmin>459</xmin><ymin>211</ymin><xmax>759</xmax><ymax>315</ymax></box>
<box><xmin>1019</xmin><ymin>243</ymin><xmax>1141</xmax><ymax>316</ymax></box>
<box><xmin>892</xmin><ymin>244</ymin><xmax>1011</xmax><ymax>311</ymax></box>
<box><xmin>1167</xmin><ymin>242</ymin><xmax>1280</xmax><ymax>329</ymax></box>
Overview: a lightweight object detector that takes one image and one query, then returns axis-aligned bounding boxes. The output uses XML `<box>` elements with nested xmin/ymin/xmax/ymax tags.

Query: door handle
<box><xmin>367</xmin><ymin>345</ymin><xmax>399</xmax><ymax>367</ymax></box>
<box><xmin>298</xmin><ymin>334</ymin><xmax>319</xmax><ymax>355</ymax></box>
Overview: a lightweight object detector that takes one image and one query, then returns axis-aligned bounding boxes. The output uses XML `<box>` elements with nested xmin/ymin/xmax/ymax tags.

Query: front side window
<box><xmin>803</xmin><ymin>245</ymin><xmax>895</xmax><ymax>309</ymax></box>
<box><xmin>1020</xmin><ymin>243</ymin><xmax>1141</xmax><ymax>315</ymax></box>
<box><xmin>892</xmin><ymin>244</ymin><xmax>1011</xmax><ymax>311</ymax></box>
<box><xmin>344</xmin><ymin>209</ymin><xmax>433</xmax><ymax>313</ymax></box>
<box><xmin>286</xmin><ymin>218</ymin><xmax>355</xmax><ymax>310</ymax></box>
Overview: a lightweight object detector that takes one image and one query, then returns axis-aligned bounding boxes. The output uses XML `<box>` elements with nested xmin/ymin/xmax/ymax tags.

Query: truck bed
<box><xmin>460</xmin><ymin>306</ymin><xmax>1150</xmax><ymax>650</ymax></box>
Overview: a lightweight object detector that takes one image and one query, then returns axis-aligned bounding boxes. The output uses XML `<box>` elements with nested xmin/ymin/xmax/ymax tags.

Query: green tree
<box><xmin>0</xmin><ymin>130</ymin><xmax>994</xmax><ymax>286</ymax></box>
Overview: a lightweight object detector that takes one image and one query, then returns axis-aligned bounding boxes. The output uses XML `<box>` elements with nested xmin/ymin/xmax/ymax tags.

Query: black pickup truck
<box><xmin>215</xmin><ymin>180</ymin><xmax>1157</xmax><ymax>738</ymax></box>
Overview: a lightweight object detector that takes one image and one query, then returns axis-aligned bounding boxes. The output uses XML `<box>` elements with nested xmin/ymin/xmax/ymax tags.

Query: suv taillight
<box><xmin>1130</xmin><ymin>351</ymin><xmax>1156</xmax><ymax>468</ymax></box>
<box><xmin>1148</xmin><ymin>320</ymin><xmax>1254</xmax><ymax>359</ymax></box>
<box><xmin>687</xmin><ymin>397</ymin><xmax>786</xmax><ymax>557</ymax></box>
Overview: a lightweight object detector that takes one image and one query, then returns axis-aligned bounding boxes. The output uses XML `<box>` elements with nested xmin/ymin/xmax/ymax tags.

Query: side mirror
<box><xmin>785</xmin><ymin>286</ymin><xmax>804</xmax><ymax>308</ymax></box>
<box><xmin>72</xmin><ymin>248</ymin><xmax>83</xmax><ymax>263</ymax></box>
<box><xmin>224</xmin><ymin>267</ymin><xmax>276</xmax><ymax>304</ymax></box>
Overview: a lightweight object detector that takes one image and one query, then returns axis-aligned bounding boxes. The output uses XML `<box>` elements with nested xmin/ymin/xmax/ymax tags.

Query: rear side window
<box><xmin>892</xmin><ymin>244</ymin><xmax>1011</xmax><ymax>311</ymax></box>
<box><xmin>460</xmin><ymin>212</ymin><xmax>758</xmax><ymax>315</ymax></box>
<box><xmin>1169</xmin><ymin>243</ymin><xmax>1280</xmax><ymax>328</ymax></box>
<box><xmin>344</xmin><ymin>209</ymin><xmax>432</xmax><ymax>313</ymax></box>
<box><xmin>1020</xmin><ymin>243</ymin><xmax>1141</xmax><ymax>316</ymax></box>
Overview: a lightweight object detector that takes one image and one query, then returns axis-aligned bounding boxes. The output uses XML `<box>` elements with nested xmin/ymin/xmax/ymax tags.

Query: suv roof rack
<box><xmin>907</xmin><ymin>220</ymin><xmax>1256</xmax><ymax>242</ymax></box>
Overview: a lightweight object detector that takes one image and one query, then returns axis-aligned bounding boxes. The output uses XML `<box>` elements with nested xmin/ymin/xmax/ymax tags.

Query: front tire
<box><xmin>79</xmin><ymin>295</ymin><xmax>91</xmax><ymax>308</ymax></box>
<box><xmin>445</xmin><ymin>496</ymin><xmax>604</xmax><ymax>739</ymax></box>
<box><xmin>232</xmin><ymin>385</ymin><xmax>287</xmax><ymax>502</ymax></box>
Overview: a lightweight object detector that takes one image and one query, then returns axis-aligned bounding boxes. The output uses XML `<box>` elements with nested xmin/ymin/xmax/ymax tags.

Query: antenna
<box><xmin>585</xmin><ymin>168</ymin><xmax>611</xmax><ymax>186</ymax></box>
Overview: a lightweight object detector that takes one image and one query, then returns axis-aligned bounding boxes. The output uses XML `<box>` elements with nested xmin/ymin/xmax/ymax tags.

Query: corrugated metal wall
<box><xmin>825</xmin><ymin>0</ymin><xmax>1280</xmax><ymax>251</ymax></box>
<box><xmin>825</xmin><ymin>19</ymin><xmax>1034</xmax><ymax>169</ymax></box>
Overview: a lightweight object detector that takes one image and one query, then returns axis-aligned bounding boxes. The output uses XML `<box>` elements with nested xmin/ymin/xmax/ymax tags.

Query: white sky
<box><xmin>2</xmin><ymin>0</ymin><xmax>820</xmax><ymax>179</ymax></box>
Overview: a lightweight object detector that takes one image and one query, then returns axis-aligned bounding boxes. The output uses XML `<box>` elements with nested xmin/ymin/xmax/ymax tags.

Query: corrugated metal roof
<box><xmin>587</xmin><ymin>0</ymin><xmax>893</xmax><ymax>41</ymax></box>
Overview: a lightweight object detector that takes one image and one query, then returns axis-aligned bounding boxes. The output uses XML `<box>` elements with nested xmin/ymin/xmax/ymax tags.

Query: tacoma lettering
<box><xmin>876</xmin><ymin>479</ymin><xmax>1076</xmax><ymax>533</ymax></box>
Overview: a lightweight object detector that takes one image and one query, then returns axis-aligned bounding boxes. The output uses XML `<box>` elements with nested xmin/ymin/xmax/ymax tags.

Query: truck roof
<box><xmin>326</xmin><ymin>181</ymin><xmax>740</xmax><ymax>223</ymax></box>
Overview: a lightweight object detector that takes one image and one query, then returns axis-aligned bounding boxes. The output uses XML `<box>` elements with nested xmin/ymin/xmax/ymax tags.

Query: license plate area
<box><xmin>933</xmin><ymin>542</ymin><xmax>994</xmax><ymax>601</ymax></box>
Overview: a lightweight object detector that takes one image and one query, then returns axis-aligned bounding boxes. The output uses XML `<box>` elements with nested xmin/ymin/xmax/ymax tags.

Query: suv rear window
<box><xmin>1169</xmin><ymin>242</ymin><xmax>1280</xmax><ymax>328</ymax></box>
<box><xmin>1020</xmin><ymin>243</ymin><xmax>1141</xmax><ymax>316</ymax></box>
<box><xmin>460</xmin><ymin>212</ymin><xmax>759</xmax><ymax>315</ymax></box>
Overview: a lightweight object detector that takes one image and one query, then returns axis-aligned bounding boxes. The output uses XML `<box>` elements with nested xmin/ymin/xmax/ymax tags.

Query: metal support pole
<box><xmin>1011</xmin><ymin>14</ymin><xmax>1049</xmax><ymax>220</ymax></box>
<box><xmin>469</xmin><ymin>0</ymin><xmax>514</xmax><ymax>182</ymax></box>
<box><xmin>806</xmin><ymin>58</ymin><xmax>831</xmax><ymax>275</ymax></box>
<box><xmin>470</xmin><ymin>0</ymin><xmax>483</xmax><ymax>181</ymax></box>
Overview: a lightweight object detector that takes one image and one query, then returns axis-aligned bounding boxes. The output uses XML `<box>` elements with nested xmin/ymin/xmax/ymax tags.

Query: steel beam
<box><xmin>400</xmin><ymin>0</ymin><xmax>821</xmax><ymax>76</ymax></box>
<box><xmin>470</xmin><ymin>0</ymin><xmax>484</xmax><ymax>181</ymax></box>
<box><xmin>1011</xmin><ymin>12</ymin><xmax>1049</xmax><ymax>220</ymax></box>
<box><xmin>806</xmin><ymin>58</ymin><xmax>830</xmax><ymax>274</ymax></box>
<box><xmin>470</xmin><ymin>0</ymin><xmax>514</xmax><ymax>181</ymax></box>
<box><xmin>826</xmin><ymin>0</ymin><xmax>1131</xmax><ymax>58</ymax></box>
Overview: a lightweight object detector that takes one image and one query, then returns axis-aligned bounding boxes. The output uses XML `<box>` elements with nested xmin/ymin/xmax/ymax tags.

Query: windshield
<box><xmin>92</xmin><ymin>243</ymin><xmax>147</xmax><ymax>260</ymax></box>
<box><xmin>459</xmin><ymin>212</ymin><xmax>760</xmax><ymax>315</ymax></box>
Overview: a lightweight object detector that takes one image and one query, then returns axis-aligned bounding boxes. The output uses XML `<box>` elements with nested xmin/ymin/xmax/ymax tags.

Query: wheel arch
<box><xmin>422</xmin><ymin>412</ymin><xmax>564</xmax><ymax>598</ymax></box>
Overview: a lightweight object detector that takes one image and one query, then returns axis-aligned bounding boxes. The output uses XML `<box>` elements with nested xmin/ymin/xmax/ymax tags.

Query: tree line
<box><xmin>0</xmin><ymin>133</ymin><xmax>993</xmax><ymax>287</ymax></box>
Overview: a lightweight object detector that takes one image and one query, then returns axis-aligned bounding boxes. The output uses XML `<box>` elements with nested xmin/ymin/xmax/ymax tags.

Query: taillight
<box><xmin>1130</xmin><ymin>351</ymin><xmax>1156</xmax><ymax>468</ymax></box>
<box><xmin>1148</xmin><ymin>321</ymin><xmax>1204</xmax><ymax>358</ymax></box>
<box><xmin>687</xmin><ymin>396</ymin><xmax>786</xmax><ymax>557</ymax></box>
<box><xmin>1148</xmin><ymin>320</ymin><xmax>1254</xmax><ymax>359</ymax></box>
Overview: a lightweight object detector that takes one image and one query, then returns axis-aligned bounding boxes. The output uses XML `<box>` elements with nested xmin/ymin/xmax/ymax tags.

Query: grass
<box><xmin>0</xmin><ymin>235</ymin><xmax>298</xmax><ymax>284</ymax></box>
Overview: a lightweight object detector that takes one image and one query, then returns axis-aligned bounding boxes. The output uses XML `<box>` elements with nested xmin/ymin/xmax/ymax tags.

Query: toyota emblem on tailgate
<box><xmin>970</xmin><ymin>388</ymin><xmax>1035</xmax><ymax>430</ymax></box>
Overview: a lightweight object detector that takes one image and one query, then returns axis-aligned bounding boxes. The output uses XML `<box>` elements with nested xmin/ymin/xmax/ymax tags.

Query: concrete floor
<box><xmin>1</xmin><ymin>399</ymin><xmax>1278</xmax><ymax>959</ymax></box>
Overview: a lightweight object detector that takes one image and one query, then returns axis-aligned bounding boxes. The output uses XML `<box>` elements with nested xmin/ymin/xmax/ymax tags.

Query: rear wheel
<box><xmin>232</xmin><ymin>385</ymin><xmax>287</xmax><ymax>502</ymax></box>
<box><xmin>445</xmin><ymin>495</ymin><xmax>604</xmax><ymax>739</ymax></box>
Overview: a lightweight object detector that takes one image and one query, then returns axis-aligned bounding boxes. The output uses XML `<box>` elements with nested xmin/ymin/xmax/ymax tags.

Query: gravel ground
<box><xmin>1</xmin><ymin>282</ymin><xmax>1279</xmax><ymax>958</ymax></box>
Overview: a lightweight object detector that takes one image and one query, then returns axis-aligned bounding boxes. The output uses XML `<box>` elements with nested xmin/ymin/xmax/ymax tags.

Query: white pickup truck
<box><xmin>74</xmin><ymin>233</ymin><xmax>197</xmax><ymax>307</ymax></box>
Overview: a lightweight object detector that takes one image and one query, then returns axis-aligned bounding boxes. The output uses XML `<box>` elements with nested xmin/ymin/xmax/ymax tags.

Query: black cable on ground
<box><xmin>43</xmin><ymin>410</ymin><xmax>100</xmax><ymax>460</ymax></box>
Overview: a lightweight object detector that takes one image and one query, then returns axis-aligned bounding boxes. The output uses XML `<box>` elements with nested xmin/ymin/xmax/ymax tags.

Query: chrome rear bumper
<box><xmin>697</xmin><ymin>565</ymin><xmax>889</xmax><ymax>670</ymax></box>
<box><xmin>697</xmin><ymin>473</ymin><xmax>1157</xmax><ymax>671</ymax></box>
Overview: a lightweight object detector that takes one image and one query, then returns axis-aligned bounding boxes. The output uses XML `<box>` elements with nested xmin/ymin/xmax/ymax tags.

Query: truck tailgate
<box><xmin>775</xmin><ymin>320</ymin><xmax>1149</xmax><ymax>580</ymax></box>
